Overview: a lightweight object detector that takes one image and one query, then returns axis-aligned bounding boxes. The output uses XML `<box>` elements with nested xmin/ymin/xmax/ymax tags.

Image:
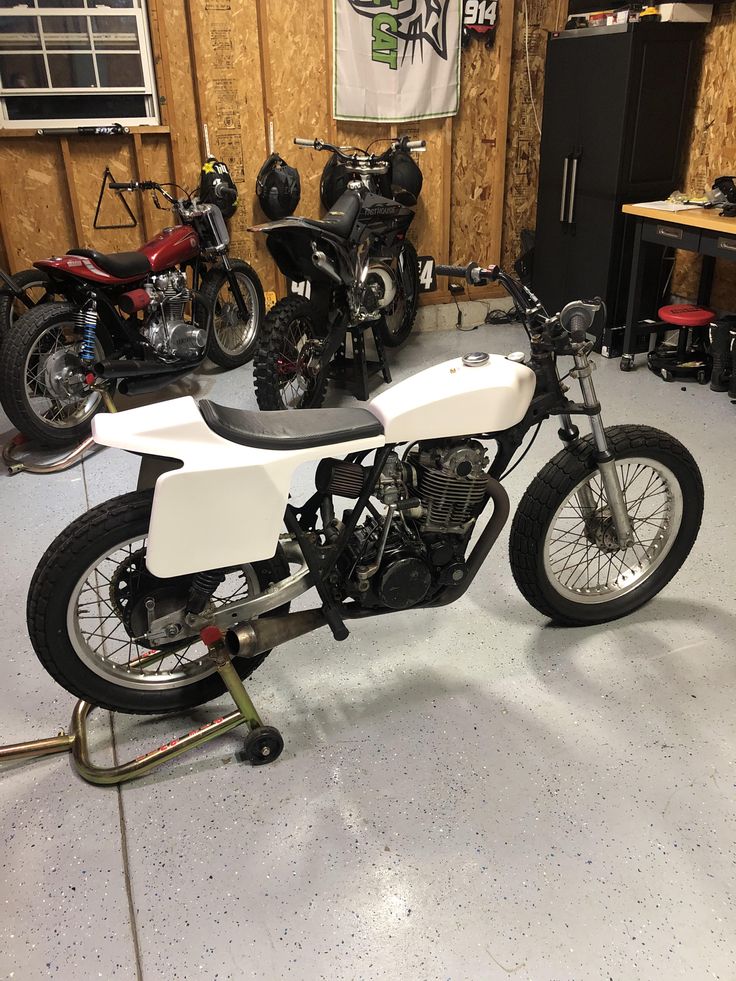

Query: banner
<box><xmin>333</xmin><ymin>1</ymin><xmax>462</xmax><ymax>123</ymax></box>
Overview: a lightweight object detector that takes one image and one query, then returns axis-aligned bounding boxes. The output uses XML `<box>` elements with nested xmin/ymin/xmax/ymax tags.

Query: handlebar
<box><xmin>293</xmin><ymin>136</ymin><xmax>426</xmax><ymax>161</ymax></box>
<box><xmin>435</xmin><ymin>262</ymin><xmax>499</xmax><ymax>285</ymax></box>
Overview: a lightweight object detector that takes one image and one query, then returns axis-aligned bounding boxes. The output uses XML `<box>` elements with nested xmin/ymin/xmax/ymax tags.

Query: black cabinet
<box><xmin>531</xmin><ymin>23</ymin><xmax>702</xmax><ymax>335</ymax></box>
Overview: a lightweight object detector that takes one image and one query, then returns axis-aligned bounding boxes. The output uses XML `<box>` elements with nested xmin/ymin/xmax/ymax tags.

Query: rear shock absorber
<box><xmin>77</xmin><ymin>299</ymin><xmax>98</xmax><ymax>364</ymax></box>
<box><xmin>185</xmin><ymin>569</ymin><xmax>226</xmax><ymax>620</ymax></box>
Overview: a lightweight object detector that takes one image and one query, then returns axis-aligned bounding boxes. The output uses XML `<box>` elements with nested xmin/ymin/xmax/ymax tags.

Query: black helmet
<box><xmin>198</xmin><ymin>156</ymin><xmax>238</xmax><ymax>219</ymax></box>
<box><xmin>256</xmin><ymin>153</ymin><xmax>301</xmax><ymax>220</ymax></box>
<box><xmin>320</xmin><ymin>153</ymin><xmax>353</xmax><ymax>211</ymax></box>
<box><xmin>389</xmin><ymin>150</ymin><xmax>423</xmax><ymax>206</ymax></box>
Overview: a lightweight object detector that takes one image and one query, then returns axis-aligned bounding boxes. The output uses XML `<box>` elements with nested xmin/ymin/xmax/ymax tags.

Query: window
<box><xmin>0</xmin><ymin>0</ymin><xmax>159</xmax><ymax>129</ymax></box>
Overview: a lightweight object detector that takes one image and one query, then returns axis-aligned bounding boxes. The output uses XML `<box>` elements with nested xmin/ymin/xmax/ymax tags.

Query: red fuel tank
<box><xmin>139</xmin><ymin>224</ymin><xmax>200</xmax><ymax>272</ymax></box>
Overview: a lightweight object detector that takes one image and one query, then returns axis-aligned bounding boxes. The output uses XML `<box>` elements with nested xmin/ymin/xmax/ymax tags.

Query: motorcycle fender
<box><xmin>92</xmin><ymin>397</ymin><xmax>385</xmax><ymax>578</ymax></box>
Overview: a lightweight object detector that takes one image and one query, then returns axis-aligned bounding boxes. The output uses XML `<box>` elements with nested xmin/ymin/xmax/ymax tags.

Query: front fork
<box><xmin>560</xmin><ymin>346</ymin><xmax>635</xmax><ymax>548</ymax></box>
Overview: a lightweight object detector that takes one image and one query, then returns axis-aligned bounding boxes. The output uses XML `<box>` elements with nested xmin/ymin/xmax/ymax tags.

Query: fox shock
<box><xmin>77</xmin><ymin>299</ymin><xmax>98</xmax><ymax>364</ymax></box>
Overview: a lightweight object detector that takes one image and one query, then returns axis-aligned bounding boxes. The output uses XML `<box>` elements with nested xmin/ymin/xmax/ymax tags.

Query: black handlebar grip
<box><xmin>109</xmin><ymin>180</ymin><xmax>133</xmax><ymax>190</ymax></box>
<box><xmin>569</xmin><ymin>312</ymin><xmax>589</xmax><ymax>342</ymax></box>
<box><xmin>217</xmin><ymin>185</ymin><xmax>237</xmax><ymax>201</ymax></box>
<box><xmin>435</xmin><ymin>264</ymin><xmax>471</xmax><ymax>279</ymax></box>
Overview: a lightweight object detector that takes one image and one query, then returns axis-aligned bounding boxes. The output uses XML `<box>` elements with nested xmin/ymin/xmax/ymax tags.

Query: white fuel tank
<box><xmin>368</xmin><ymin>353</ymin><xmax>536</xmax><ymax>443</ymax></box>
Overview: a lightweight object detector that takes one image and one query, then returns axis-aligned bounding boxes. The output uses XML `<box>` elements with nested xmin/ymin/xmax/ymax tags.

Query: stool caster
<box><xmin>620</xmin><ymin>354</ymin><xmax>636</xmax><ymax>372</ymax></box>
<box><xmin>241</xmin><ymin>725</ymin><xmax>284</xmax><ymax>766</ymax></box>
<box><xmin>661</xmin><ymin>368</ymin><xmax>674</xmax><ymax>382</ymax></box>
<box><xmin>697</xmin><ymin>369</ymin><xmax>709</xmax><ymax>385</ymax></box>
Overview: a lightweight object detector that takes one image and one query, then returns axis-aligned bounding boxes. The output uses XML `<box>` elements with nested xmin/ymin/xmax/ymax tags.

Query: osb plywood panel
<box><xmin>675</xmin><ymin>3</ymin><xmax>736</xmax><ymax>308</ymax></box>
<box><xmin>402</xmin><ymin>119</ymin><xmax>449</xmax><ymax>267</ymax></box>
<box><xmin>186</xmin><ymin>0</ymin><xmax>269</xmax><ymax>274</ymax></box>
<box><xmin>501</xmin><ymin>0</ymin><xmax>567</xmax><ymax>270</ymax></box>
<box><xmin>137</xmin><ymin>134</ymin><xmax>175</xmax><ymax>241</ymax></box>
<box><xmin>450</xmin><ymin>38</ymin><xmax>504</xmax><ymax>265</ymax></box>
<box><xmin>153</xmin><ymin>0</ymin><xmax>201</xmax><ymax>186</ymax></box>
<box><xmin>0</xmin><ymin>140</ymin><xmax>76</xmax><ymax>268</ymax></box>
<box><xmin>264</xmin><ymin>0</ymin><xmax>332</xmax><ymax>221</ymax></box>
<box><xmin>67</xmin><ymin>138</ymin><xmax>144</xmax><ymax>253</ymax></box>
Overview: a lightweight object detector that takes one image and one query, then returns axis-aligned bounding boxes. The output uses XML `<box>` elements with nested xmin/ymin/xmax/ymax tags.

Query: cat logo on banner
<box><xmin>333</xmin><ymin>1</ymin><xmax>462</xmax><ymax>123</ymax></box>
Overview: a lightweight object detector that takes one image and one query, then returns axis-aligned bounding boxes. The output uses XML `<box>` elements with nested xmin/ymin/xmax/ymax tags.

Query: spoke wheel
<box><xmin>377</xmin><ymin>240</ymin><xmax>419</xmax><ymax>347</ymax></box>
<box><xmin>542</xmin><ymin>458</ymin><xmax>682</xmax><ymax>603</ymax></box>
<box><xmin>0</xmin><ymin>268</ymin><xmax>54</xmax><ymax>339</ymax></box>
<box><xmin>254</xmin><ymin>296</ymin><xmax>329</xmax><ymax>411</ymax></box>
<box><xmin>28</xmin><ymin>490</ymin><xmax>290</xmax><ymax>714</ymax></box>
<box><xmin>203</xmin><ymin>260</ymin><xmax>265</xmax><ymax>368</ymax></box>
<box><xmin>509</xmin><ymin>425</ymin><xmax>704</xmax><ymax>626</ymax></box>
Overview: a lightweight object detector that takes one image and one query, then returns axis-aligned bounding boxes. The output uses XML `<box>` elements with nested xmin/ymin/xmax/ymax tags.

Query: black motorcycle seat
<box><xmin>67</xmin><ymin>248</ymin><xmax>151</xmax><ymax>279</ymax></box>
<box><xmin>199</xmin><ymin>400</ymin><xmax>384</xmax><ymax>450</ymax></box>
<box><xmin>302</xmin><ymin>192</ymin><xmax>361</xmax><ymax>238</ymax></box>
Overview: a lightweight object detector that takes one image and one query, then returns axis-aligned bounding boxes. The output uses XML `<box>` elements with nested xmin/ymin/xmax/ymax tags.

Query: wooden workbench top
<box><xmin>622</xmin><ymin>203</ymin><xmax>736</xmax><ymax>234</ymax></box>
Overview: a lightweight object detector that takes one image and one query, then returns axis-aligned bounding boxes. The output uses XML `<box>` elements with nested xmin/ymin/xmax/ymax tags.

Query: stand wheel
<box><xmin>620</xmin><ymin>356</ymin><xmax>635</xmax><ymax>372</ymax></box>
<box><xmin>697</xmin><ymin>369</ymin><xmax>708</xmax><ymax>385</ymax></box>
<box><xmin>242</xmin><ymin>725</ymin><xmax>284</xmax><ymax>766</ymax></box>
<box><xmin>661</xmin><ymin>368</ymin><xmax>673</xmax><ymax>382</ymax></box>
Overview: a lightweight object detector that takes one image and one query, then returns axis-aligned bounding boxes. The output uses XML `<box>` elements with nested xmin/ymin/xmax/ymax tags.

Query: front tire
<box><xmin>202</xmin><ymin>260</ymin><xmax>265</xmax><ymax>369</ymax></box>
<box><xmin>377</xmin><ymin>240</ymin><xmax>419</xmax><ymax>347</ymax></box>
<box><xmin>253</xmin><ymin>295</ymin><xmax>329</xmax><ymax>410</ymax></box>
<box><xmin>27</xmin><ymin>490</ymin><xmax>290</xmax><ymax>715</ymax></box>
<box><xmin>509</xmin><ymin>425</ymin><xmax>703</xmax><ymax>626</ymax></box>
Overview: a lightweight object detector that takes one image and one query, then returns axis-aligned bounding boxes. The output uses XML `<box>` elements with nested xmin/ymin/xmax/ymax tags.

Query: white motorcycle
<box><xmin>27</xmin><ymin>261</ymin><xmax>703</xmax><ymax>758</ymax></box>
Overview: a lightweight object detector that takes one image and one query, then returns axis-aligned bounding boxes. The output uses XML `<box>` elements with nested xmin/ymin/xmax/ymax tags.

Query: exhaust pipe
<box><xmin>95</xmin><ymin>359</ymin><xmax>185</xmax><ymax>380</ymax></box>
<box><xmin>312</xmin><ymin>250</ymin><xmax>342</xmax><ymax>285</ymax></box>
<box><xmin>226</xmin><ymin>608</ymin><xmax>328</xmax><ymax>659</ymax></box>
<box><xmin>118</xmin><ymin>367</ymin><xmax>193</xmax><ymax>396</ymax></box>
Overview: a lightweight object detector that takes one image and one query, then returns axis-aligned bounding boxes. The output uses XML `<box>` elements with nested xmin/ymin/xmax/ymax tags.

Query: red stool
<box><xmin>649</xmin><ymin>304</ymin><xmax>715</xmax><ymax>383</ymax></box>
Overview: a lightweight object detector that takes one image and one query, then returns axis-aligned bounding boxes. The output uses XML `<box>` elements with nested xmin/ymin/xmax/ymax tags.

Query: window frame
<box><xmin>0</xmin><ymin>1</ymin><xmax>160</xmax><ymax>130</ymax></box>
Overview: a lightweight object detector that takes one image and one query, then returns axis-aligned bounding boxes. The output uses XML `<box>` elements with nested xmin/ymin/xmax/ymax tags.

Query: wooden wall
<box><xmin>674</xmin><ymin>2</ymin><xmax>736</xmax><ymax>309</ymax></box>
<box><xmin>0</xmin><ymin>0</ymin><xmax>524</xmax><ymax>306</ymax></box>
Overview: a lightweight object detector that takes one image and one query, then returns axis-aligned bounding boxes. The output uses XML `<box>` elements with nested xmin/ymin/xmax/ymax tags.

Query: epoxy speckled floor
<box><xmin>1</xmin><ymin>321</ymin><xmax>734</xmax><ymax>980</ymax></box>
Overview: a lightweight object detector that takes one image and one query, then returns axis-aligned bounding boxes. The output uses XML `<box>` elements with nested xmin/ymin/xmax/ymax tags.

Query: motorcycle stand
<box><xmin>330</xmin><ymin>324</ymin><xmax>392</xmax><ymax>401</ymax></box>
<box><xmin>3</xmin><ymin>389</ymin><xmax>115</xmax><ymax>476</ymax></box>
<box><xmin>0</xmin><ymin>629</ymin><xmax>283</xmax><ymax>786</ymax></box>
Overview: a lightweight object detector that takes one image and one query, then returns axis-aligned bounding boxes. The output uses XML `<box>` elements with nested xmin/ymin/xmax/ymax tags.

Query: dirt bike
<box><xmin>25</xmin><ymin>260</ymin><xmax>703</xmax><ymax>748</ymax></box>
<box><xmin>251</xmin><ymin>136</ymin><xmax>424</xmax><ymax>410</ymax></box>
<box><xmin>0</xmin><ymin>179</ymin><xmax>264</xmax><ymax>447</ymax></box>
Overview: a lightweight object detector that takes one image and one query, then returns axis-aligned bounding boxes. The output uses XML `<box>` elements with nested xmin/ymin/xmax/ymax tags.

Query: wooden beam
<box><xmin>146</xmin><ymin>0</ymin><xmax>184</xmax><ymax>185</ymax></box>
<box><xmin>59</xmin><ymin>137</ymin><xmax>85</xmax><ymax>248</ymax></box>
<box><xmin>323</xmin><ymin>0</ymin><xmax>338</xmax><ymax>142</ymax></box>
<box><xmin>489</xmin><ymin>0</ymin><xmax>515</xmax><ymax>265</ymax></box>
<box><xmin>183</xmin><ymin>0</ymin><xmax>207</xmax><ymax>163</ymax></box>
<box><xmin>0</xmin><ymin>180</ymin><xmax>17</xmax><ymax>273</ymax></box>
<box><xmin>131</xmin><ymin>133</ymin><xmax>151</xmax><ymax>241</ymax></box>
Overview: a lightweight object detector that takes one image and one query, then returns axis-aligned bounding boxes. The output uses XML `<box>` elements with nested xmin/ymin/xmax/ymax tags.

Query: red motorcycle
<box><xmin>0</xmin><ymin>179</ymin><xmax>264</xmax><ymax>447</ymax></box>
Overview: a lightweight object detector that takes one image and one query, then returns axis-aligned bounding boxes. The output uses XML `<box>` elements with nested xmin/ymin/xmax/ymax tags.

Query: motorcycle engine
<box><xmin>143</xmin><ymin>270</ymin><xmax>206</xmax><ymax>359</ymax></box>
<box><xmin>331</xmin><ymin>439</ymin><xmax>489</xmax><ymax>611</ymax></box>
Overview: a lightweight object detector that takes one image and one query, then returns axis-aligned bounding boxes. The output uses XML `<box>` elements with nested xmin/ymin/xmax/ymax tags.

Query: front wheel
<box><xmin>377</xmin><ymin>240</ymin><xmax>419</xmax><ymax>347</ymax></box>
<box><xmin>509</xmin><ymin>425</ymin><xmax>704</xmax><ymax>626</ymax></box>
<box><xmin>253</xmin><ymin>295</ymin><xmax>329</xmax><ymax>410</ymax></box>
<box><xmin>202</xmin><ymin>259</ymin><xmax>265</xmax><ymax>369</ymax></box>
<box><xmin>27</xmin><ymin>490</ymin><xmax>290</xmax><ymax>715</ymax></box>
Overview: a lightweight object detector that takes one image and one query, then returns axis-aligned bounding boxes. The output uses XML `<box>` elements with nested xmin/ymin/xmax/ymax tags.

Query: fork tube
<box><xmin>573</xmin><ymin>348</ymin><xmax>634</xmax><ymax>546</ymax></box>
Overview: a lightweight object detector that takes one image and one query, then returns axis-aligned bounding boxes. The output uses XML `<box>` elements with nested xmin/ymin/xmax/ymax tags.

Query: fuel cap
<box><xmin>462</xmin><ymin>352</ymin><xmax>489</xmax><ymax>367</ymax></box>
<box><xmin>506</xmin><ymin>351</ymin><xmax>526</xmax><ymax>364</ymax></box>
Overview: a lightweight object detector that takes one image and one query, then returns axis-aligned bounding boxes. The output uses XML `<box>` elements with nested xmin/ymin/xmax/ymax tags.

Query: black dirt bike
<box><xmin>251</xmin><ymin>136</ymin><xmax>425</xmax><ymax>410</ymax></box>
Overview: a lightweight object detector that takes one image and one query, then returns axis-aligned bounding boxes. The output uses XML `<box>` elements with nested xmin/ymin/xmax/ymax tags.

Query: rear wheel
<box><xmin>0</xmin><ymin>268</ymin><xmax>55</xmax><ymax>341</ymax></box>
<box><xmin>509</xmin><ymin>425</ymin><xmax>703</xmax><ymax>626</ymax></box>
<box><xmin>254</xmin><ymin>295</ymin><xmax>329</xmax><ymax>410</ymax></box>
<box><xmin>0</xmin><ymin>302</ymin><xmax>113</xmax><ymax>446</ymax></box>
<box><xmin>27</xmin><ymin>490</ymin><xmax>290</xmax><ymax>715</ymax></box>
<box><xmin>202</xmin><ymin>260</ymin><xmax>265</xmax><ymax>369</ymax></box>
<box><xmin>377</xmin><ymin>240</ymin><xmax>419</xmax><ymax>347</ymax></box>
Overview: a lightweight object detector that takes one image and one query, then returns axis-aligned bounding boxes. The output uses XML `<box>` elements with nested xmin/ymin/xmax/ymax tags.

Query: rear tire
<box><xmin>509</xmin><ymin>425</ymin><xmax>703</xmax><ymax>626</ymax></box>
<box><xmin>254</xmin><ymin>295</ymin><xmax>329</xmax><ymax>410</ymax></box>
<box><xmin>377</xmin><ymin>240</ymin><xmax>419</xmax><ymax>347</ymax></box>
<box><xmin>0</xmin><ymin>268</ymin><xmax>54</xmax><ymax>341</ymax></box>
<box><xmin>0</xmin><ymin>302</ymin><xmax>113</xmax><ymax>446</ymax></box>
<box><xmin>27</xmin><ymin>490</ymin><xmax>290</xmax><ymax>715</ymax></box>
<box><xmin>202</xmin><ymin>260</ymin><xmax>265</xmax><ymax>369</ymax></box>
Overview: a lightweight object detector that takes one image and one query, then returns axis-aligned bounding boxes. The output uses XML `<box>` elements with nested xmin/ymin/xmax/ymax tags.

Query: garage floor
<box><xmin>1</xmin><ymin>320</ymin><xmax>734</xmax><ymax>981</ymax></box>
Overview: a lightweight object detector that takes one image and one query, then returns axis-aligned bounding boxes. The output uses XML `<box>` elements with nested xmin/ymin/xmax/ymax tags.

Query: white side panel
<box><xmin>92</xmin><ymin>398</ymin><xmax>385</xmax><ymax>577</ymax></box>
<box><xmin>368</xmin><ymin>355</ymin><xmax>536</xmax><ymax>442</ymax></box>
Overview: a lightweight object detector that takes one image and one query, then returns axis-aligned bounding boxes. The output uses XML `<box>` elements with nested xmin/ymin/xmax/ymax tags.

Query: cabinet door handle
<box><xmin>567</xmin><ymin>156</ymin><xmax>579</xmax><ymax>224</ymax></box>
<box><xmin>717</xmin><ymin>237</ymin><xmax>736</xmax><ymax>252</ymax></box>
<box><xmin>559</xmin><ymin>155</ymin><xmax>570</xmax><ymax>223</ymax></box>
